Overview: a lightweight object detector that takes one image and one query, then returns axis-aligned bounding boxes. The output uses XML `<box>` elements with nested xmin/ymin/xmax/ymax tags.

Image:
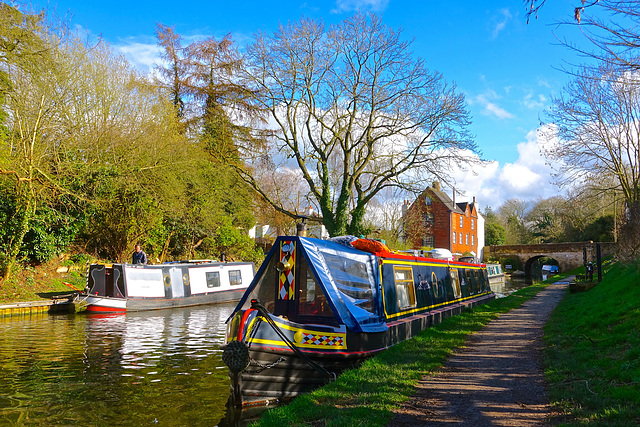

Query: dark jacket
<box><xmin>132</xmin><ymin>250</ymin><xmax>148</xmax><ymax>264</ymax></box>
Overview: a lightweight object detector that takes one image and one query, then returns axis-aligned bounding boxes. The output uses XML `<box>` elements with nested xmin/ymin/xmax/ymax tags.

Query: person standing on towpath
<box><xmin>388</xmin><ymin>278</ymin><xmax>572</xmax><ymax>426</ymax></box>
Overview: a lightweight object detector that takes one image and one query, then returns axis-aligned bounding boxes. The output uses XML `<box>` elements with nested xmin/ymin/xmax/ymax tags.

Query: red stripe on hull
<box><xmin>85</xmin><ymin>305</ymin><xmax>127</xmax><ymax>313</ymax></box>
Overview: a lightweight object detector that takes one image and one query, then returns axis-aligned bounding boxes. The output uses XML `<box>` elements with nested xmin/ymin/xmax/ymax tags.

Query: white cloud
<box><xmin>449</xmin><ymin>129</ymin><xmax>561</xmax><ymax>210</ymax></box>
<box><xmin>473</xmin><ymin>91</ymin><xmax>515</xmax><ymax>120</ymax></box>
<box><xmin>522</xmin><ymin>92</ymin><xmax>547</xmax><ymax>109</ymax></box>
<box><xmin>331</xmin><ymin>0</ymin><xmax>389</xmax><ymax>13</ymax></box>
<box><xmin>116</xmin><ymin>41</ymin><xmax>163</xmax><ymax>75</ymax></box>
<box><xmin>484</xmin><ymin>101</ymin><xmax>515</xmax><ymax>119</ymax></box>
<box><xmin>491</xmin><ymin>9</ymin><xmax>512</xmax><ymax>39</ymax></box>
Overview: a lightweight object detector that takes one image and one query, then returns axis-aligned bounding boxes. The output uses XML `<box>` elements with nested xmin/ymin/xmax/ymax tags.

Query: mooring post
<box><xmin>596</xmin><ymin>243</ymin><xmax>602</xmax><ymax>282</ymax></box>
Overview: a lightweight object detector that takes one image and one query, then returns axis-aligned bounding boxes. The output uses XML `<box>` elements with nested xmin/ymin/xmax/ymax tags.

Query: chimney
<box><xmin>401</xmin><ymin>200</ymin><xmax>410</xmax><ymax>216</ymax></box>
<box><xmin>473</xmin><ymin>196</ymin><xmax>476</xmax><ymax>204</ymax></box>
<box><xmin>432</xmin><ymin>181</ymin><xmax>440</xmax><ymax>191</ymax></box>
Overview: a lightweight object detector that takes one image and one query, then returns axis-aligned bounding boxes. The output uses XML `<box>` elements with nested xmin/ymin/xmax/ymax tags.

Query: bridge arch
<box><xmin>522</xmin><ymin>255</ymin><xmax>560</xmax><ymax>277</ymax></box>
<box><xmin>487</xmin><ymin>242</ymin><xmax>615</xmax><ymax>278</ymax></box>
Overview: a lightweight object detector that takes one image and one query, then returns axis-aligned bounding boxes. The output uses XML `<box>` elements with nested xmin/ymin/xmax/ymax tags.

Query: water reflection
<box><xmin>491</xmin><ymin>271</ymin><xmax>546</xmax><ymax>297</ymax></box>
<box><xmin>0</xmin><ymin>303</ymin><xmax>237</xmax><ymax>426</ymax></box>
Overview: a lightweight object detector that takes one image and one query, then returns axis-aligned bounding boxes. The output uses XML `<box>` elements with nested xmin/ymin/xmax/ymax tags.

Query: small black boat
<box><xmin>222</xmin><ymin>236</ymin><xmax>494</xmax><ymax>405</ymax></box>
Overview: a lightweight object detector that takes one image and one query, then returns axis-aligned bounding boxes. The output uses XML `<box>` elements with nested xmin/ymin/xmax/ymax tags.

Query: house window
<box><xmin>393</xmin><ymin>266</ymin><xmax>416</xmax><ymax>310</ymax></box>
<box><xmin>423</xmin><ymin>212</ymin><xmax>434</xmax><ymax>226</ymax></box>
<box><xmin>459</xmin><ymin>216</ymin><xmax>463</xmax><ymax>228</ymax></box>
<box><xmin>471</xmin><ymin>219</ymin><xmax>474</xmax><ymax>230</ymax></box>
<box><xmin>425</xmin><ymin>196</ymin><xmax>432</xmax><ymax>206</ymax></box>
<box><xmin>465</xmin><ymin>234</ymin><xmax>469</xmax><ymax>245</ymax></box>
<box><xmin>422</xmin><ymin>234</ymin><xmax>434</xmax><ymax>247</ymax></box>
<box><xmin>452</xmin><ymin>232</ymin><xmax>456</xmax><ymax>244</ymax></box>
<box><xmin>472</xmin><ymin>235</ymin><xmax>475</xmax><ymax>246</ymax></box>
<box><xmin>459</xmin><ymin>232</ymin><xmax>463</xmax><ymax>243</ymax></box>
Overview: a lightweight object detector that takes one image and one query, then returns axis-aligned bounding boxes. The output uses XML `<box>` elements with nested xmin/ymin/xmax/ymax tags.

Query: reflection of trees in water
<box><xmin>0</xmin><ymin>304</ymin><xmax>237</xmax><ymax>425</ymax></box>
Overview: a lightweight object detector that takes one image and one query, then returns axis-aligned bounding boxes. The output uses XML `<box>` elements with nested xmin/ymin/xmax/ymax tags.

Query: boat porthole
<box><xmin>183</xmin><ymin>273</ymin><xmax>190</xmax><ymax>286</ymax></box>
<box><xmin>163</xmin><ymin>274</ymin><xmax>171</xmax><ymax>287</ymax></box>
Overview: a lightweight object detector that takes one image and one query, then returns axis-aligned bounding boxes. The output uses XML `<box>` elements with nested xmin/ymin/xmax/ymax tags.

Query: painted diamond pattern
<box><xmin>301</xmin><ymin>332</ymin><xmax>344</xmax><ymax>346</ymax></box>
<box><xmin>278</xmin><ymin>240</ymin><xmax>295</xmax><ymax>300</ymax></box>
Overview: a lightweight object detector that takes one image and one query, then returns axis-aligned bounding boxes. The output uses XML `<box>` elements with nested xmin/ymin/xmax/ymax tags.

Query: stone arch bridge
<box><xmin>487</xmin><ymin>242</ymin><xmax>616</xmax><ymax>276</ymax></box>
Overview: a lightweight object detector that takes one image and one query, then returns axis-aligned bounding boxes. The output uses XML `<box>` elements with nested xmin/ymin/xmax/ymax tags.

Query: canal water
<box><xmin>0</xmin><ymin>303</ymin><xmax>238</xmax><ymax>426</ymax></box>
<box><xmin>491</xmin><ymin>270</ymin><xmax>548</xmax><ymax>297</ymax></box>
<box><xmin>0</xmin><ymin>271</ymin><xmax>552</xmax><ymax>425</ymax></box>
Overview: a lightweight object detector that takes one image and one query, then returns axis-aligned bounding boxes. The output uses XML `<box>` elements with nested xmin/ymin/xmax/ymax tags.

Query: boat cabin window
<box><xmin>298</xmin><ymin>266</ymin><xmax>333</xmax><ymax>318</ymax></box>
<box><xmin>206</xmin><ymin>271</ymin><xmax>220</xmax><ymax>288</ymax></box>
<box><xmin>242</xmin><ymin>251</ymin><xmax>279</xmax><ymax>312</ymax></box>
<box><xmin>449</xmin><ymin>268</ymin><xmax>461</xmax><ymax>298</ymax></box>
<box><xmin>228</xmin><ymin>270</ymin><xmax>242</xmax><ymax>286</ymax></box>
<box><xmin>465</xmin><ymin>269</ymin><xmax>478</xmax><ymax>294</ymax></box>
<box><xmin>394</xmin><ymin>266</ymin><xmax>416</xmax><ymax>310</ymax></box>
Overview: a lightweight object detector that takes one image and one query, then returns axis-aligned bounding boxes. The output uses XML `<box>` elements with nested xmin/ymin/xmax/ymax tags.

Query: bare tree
<box><xmin>524</xmin><ymin>0</ymin><xmax>601</xmax><ymax>24</ymax></box>
<box><xmin>155</xmin><ymin>24</ymin><xmax>187</xmax><ymax>117</ymax></box>
<box><xmin>541</xmin><ymin>60</ymin><xmax>640</xmax><ymax>256</ymax></box>
<box><xmin>239</xmin><ymin>13</ymin><xmax>479</xmax><ymax>237</ymax></box>
<box><xmin>497</xmin><ymin>199</ymin><xmax>535</xmax><ymax>244</ymax></box>
<box><xmin>526</xmin><ymin>1</ymin><xmax>640</xmax><ymax>73</ymax></box>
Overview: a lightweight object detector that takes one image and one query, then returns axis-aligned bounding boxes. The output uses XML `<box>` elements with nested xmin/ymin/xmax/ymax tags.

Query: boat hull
<box><xmin>221</xmin><ymin>236</ymin><xmax>495</xmax><ymax>405</ymax></box>
<box><xmin>229</xmin><ymin>293</ymin><xmax>495</xmax><ymax>403</ymax></box>
<box><xmin>84</xmin><ymin>261</ymin><xmax>254</xmax><ymax>314</ymax></box>
<box><xmin>84</xmin><ymin>288</ymin><xmax>247</xmax><ymax>313</ymax></box>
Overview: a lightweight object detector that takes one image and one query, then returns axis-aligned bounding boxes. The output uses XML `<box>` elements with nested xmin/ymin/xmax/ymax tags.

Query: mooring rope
<box><xmin>249</xmin><ymin>299</ymin><xmax>336</xmax><ymax>380</ymax></box>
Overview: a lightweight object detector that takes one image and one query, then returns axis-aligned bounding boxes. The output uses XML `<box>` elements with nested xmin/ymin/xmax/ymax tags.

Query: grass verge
<box><xmin>253</xmin><ymin>274</ymin><xmax>571</xmax><ymax>427</ymax></box>
<box><xmin>0</xmin><ymin>260</ymin><xmax>87</xmax><ymax>303</ymax></box>
<box><xmin>544</xmin><ymin>261</ymin><xmax>640</xmax><ymax>426</ymax></box>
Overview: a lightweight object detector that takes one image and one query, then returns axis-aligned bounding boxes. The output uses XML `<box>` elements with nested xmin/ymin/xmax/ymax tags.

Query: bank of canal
<box><xmin>0</xmin><ymin>303</ymin><xmax>236</xmax><ymax>425</ymax></box>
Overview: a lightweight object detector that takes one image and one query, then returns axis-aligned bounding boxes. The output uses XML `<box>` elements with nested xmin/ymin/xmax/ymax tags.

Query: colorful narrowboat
<box><xmin>222</xmin><ymin>236</ymin><xmax>494</xmax><ymax>405</ymax></box>
<box><xmin>82</xmin><ymin>261</ymin><xmax>255</xmax><ymax>313</ymax></box>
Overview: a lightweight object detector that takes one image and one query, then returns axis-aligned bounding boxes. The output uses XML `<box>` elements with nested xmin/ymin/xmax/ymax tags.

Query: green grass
<box><xmin>544</xmin><ymin>261</ymin><xmax>640</xmax><ymax>426</ymax></box>
<box><xmin>253</xmin><ymin>274</ymin><xmax>569</xmax><ymax>427</ymax></box>
<box><xmin>0</xmin><ymin>262</ymin><xmax>86</xmax><ymax>303</ymax></box>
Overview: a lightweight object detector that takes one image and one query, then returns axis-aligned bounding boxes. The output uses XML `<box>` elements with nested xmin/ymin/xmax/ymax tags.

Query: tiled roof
<box><xmin>430</xmin><ymin>187</ymin><xmax>465</xmax><ymax>214</ymax></box>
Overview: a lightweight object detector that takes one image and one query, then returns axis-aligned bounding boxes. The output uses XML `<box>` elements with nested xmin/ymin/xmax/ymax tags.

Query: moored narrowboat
<box><xmin>222</xmin><ymin>236</ymin><xmax>494</xmax><ymax>405</ymax></box>
<box><xmin>82</xmin><ymin>261</ymin><xmax>254</xmax><ymax>313</ymax></box>
<box><xmin>486</xmin><ymin>262</ymin><xmax>505</xmax><ymax>288</ymax></box>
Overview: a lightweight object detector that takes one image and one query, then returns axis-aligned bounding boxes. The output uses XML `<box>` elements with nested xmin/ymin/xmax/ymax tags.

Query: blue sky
<box><xmin>30</xmin><ymin>0</ymin><xmax>588</xmax><ymax>209</ymax></box>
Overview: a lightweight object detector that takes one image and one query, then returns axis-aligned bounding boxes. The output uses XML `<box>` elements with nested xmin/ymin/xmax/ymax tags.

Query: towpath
<box><xmin>388</xmin><ymin>278</ymin><xmax>572</xmax><ymax>426</ymax></box>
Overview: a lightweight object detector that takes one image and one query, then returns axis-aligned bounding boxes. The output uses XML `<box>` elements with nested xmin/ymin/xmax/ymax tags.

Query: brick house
<box><xmin>402</xmin><ymin>182</ymin><xmax>482</xmax><ymax>258</ymax></box>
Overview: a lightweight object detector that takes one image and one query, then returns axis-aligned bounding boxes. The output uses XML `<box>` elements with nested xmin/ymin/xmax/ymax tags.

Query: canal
<box><xmin>0</xmin><ymin>268</ymin><xmax>555</xmax><ymax>425</ymax></box>
<box><xmin>0</xmin><ymin>303</ymin><xmax>238</xmax><ymax>426</ymax></box>
<box><xmin>491</xmin><ymin>268</ymin><xmax>549</xmax><ymax>297</ymax></box>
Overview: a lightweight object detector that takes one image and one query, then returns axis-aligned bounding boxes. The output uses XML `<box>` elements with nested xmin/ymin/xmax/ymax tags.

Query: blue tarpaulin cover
<box><xmin>230</xmin><ymin>236</ymin><xmax>388</xmax><ymax>333</ymax></box>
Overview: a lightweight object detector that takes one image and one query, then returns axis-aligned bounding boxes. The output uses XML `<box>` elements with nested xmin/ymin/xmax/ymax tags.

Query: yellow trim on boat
<box><xmin>379</xmin><ymin>258</ymin><xmax>490</xmax><ymax>320</ymax></box>
<box><xmin>245</xmin><ymin>316</ymin><xmax>347</xmax><ymax>350</ymax></box>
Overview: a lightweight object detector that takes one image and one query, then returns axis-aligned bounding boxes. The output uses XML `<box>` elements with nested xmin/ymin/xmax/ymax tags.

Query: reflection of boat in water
<box><xmin>222</xmin><ymin>236</ymin><xmax>494</xmax><ymax>405</ymax></box>
<box><xmin>82</xmin><ymin>261</ymin><xmax>254</xmax><ymax>313</ymax></box>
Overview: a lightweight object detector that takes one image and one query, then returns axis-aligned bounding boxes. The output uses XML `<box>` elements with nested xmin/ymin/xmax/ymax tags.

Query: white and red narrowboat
<box><xmin>222</xmin><ymin>235</ymin><xmax>494</xmax><ymax>405</ymax></box>
<box><xmin>82</xmin><ymin>261</ymin><xmax>255</xmax><ymax>313</ymax></box>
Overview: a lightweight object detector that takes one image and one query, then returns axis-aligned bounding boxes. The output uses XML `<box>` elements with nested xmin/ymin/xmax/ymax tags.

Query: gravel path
<box><xmin>388</xmin><ymin>279</ymin><xmax>571</xmax><ymax>427</ymax></box>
